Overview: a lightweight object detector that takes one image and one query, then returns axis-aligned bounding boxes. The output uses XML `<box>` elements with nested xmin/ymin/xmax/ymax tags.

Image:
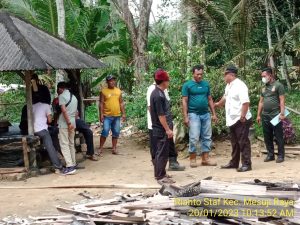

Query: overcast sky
<box><xmin>129</xmin><ymin>0</ymin><xmax>180</xmax><ymax>23</ymax></box>
<box><xmin>134</xmin><ymin>0</ymin><xmax>181</xmax><ymax>23</ymax></box>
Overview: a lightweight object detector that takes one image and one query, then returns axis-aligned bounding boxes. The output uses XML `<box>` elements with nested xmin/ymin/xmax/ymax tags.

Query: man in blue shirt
<box><xmin>182</xmin><ymin>65</ymin><xmax>218</xmax><ymax>167</ymax></box>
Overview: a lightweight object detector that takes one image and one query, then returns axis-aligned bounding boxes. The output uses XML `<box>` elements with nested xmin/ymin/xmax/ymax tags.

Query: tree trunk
<box><xmin>186</xmin><ymin>20</ymin><xmax>192</xmax><ymax>73</ymax></box>
<box><xmin>56</xmin><ymin>0</ymin><xmax>65</xmax><ymax>39</ymax></box>
<box><xmin>55</xmin><ymin>0</ymin><xmax>66</xmax><ymax>93</ymax></box>
<box><xmin>112</xmin><ymin>0</ymin><xmax>153</xmax><ymax>82</ymax></box>
<box><xmin>264</xmin><ymin>0</ymin><xmax>275</xmax><ymax>68</ymax></box>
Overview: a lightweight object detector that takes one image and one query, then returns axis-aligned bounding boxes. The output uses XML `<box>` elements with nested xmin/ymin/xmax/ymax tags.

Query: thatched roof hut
<box><xmin>0</xmin><ymin>11</ymin><xmax>105</xmax><ymax>135</ymax></box>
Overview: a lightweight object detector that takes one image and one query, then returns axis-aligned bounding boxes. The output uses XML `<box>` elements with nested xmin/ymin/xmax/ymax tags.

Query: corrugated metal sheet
<box><xmin>0</xmin><ymin>12</ymin><xmax>105</xmax><ymax>71</ymax></box>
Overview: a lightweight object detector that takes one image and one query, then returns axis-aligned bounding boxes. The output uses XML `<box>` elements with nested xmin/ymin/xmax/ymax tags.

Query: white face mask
<box><xmin>262</xmin><ymin>77</ymin><xmax>270</xmax><ymax>84</ymax></box>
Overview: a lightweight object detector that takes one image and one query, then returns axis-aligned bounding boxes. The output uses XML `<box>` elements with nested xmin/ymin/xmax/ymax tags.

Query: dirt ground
<box><xmin>0</xmin><ymin>134</ymin><xmax>299</xmax><ymax>218</ymax></box>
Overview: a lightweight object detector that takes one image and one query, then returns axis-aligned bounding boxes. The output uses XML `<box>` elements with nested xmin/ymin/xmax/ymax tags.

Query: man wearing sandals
<box><xmin>98</xmin><ymin>75</ymin><xmax>126</xmax><ymax>156</ymax></box>
<box><xmin>76</xmin><ymin>118</ymin><xmax>99</xmax><ymax>161</ymax></box>
<box><xmin>150</xmin><ymin>70</ymin><xmax>175</xmax><ymax>184</ymax></box>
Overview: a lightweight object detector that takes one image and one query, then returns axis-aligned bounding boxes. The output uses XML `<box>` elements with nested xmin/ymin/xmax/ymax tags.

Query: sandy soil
<box><xmin>0</xmin><ymin>134</ymin><xmax>299</xmax><ymax>218</ymax></box>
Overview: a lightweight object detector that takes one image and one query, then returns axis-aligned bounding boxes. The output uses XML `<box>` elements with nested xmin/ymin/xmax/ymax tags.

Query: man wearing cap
<box><xmin>215</xmin><ymin>66</ymin><xmax>252</xmax><ymax>172</ymax></box>
<box><xmin>182</xmin><ymin>65</ymin><xmax>218</xmax><ymax>168</ymax></box>
<box><xmin>98</xmin><ymin>75</ymin><xmax>126</xmax><ymax>155</ymax></box>
<box><xmin>150</xmin><ymin>70</ymin><xmax>175</xmax><ymax>184</ymax></box>
<box><xmin>147</xmin><ymin>69</ymin><xmax>185</xmax><ymax>171</ymax></box>
<box><xmin>257</xmin><ymin>68</ymin><xmax>285</xmax><ymax>163</ymax></box>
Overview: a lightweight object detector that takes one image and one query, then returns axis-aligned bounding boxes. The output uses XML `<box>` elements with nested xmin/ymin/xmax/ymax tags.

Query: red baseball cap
<box><xmin>155</xmin><ymin>70</ymin><xmax>170</xmax><ymax>81</ymax></box>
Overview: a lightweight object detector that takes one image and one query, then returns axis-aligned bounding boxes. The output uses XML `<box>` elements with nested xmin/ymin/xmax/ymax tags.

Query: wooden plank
<box><xmin>261</xmin><ymin>149</ymin><xmax>300</xmax><ymax>155</ymax></box>
<box><xmin>0</xmin><ymin>184</ymin><xmax>161</xmax><ymax>190</ymax></box>
<box><xmin>286</xmin><ymin>106</ymin><xmax>300</xmax><ymax>115</ymax></box>
<box><xmin>56</xmin><ymin>206</ymin><xmax>96</xmax><ymax>216</ymax></box>
<box><xmin>200</xmin><ymin>180</ymin><xmax>267</xmax><ymax>195</ymax></box>
<box><xmin>0</xmin><ymin>167</ymin><xmax>26</xmax><ymax>174</ymax></box>
<box><xmin>123</xmin><ymin>201</ymin><xmax>174</xmax><ymax>210</ymax></box>
<box><xmin>29</xmin><ymin>215</ymin><xmax>74</xmax><ymax>220</ymax></box>
<box><xmin>22</xmin><ymin>137</ymin><xmax>30</xmax><ymax>170</ymax></box>
<box><xmin>91</xmin><ymin>218</ymin><xmax>138</xmax><ymax>224</ymax></box>
<box><xmin>111</xmin><ymin>212</ymin><xmax>129</xmax><ymax>218</ymax></box>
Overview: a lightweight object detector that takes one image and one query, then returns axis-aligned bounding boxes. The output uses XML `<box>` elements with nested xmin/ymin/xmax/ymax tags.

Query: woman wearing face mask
<box><xmin>257</xmin><ymin>68</ymin><xmax>286</xmax><ymax>163</ymax></box>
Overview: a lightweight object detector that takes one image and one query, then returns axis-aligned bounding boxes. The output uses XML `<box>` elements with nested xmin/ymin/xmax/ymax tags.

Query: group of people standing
<box><xmin>148</xmin><ymin>65</ymin><xmax>286</xmax><ymax>184</ymax></box>
<box><xmin>21</xmin><ymin>66</ymin><xmax>286</xmax><ymax>181</ymax></box>
<box><xmin>19</xmin><ymin>73</ymin><xmax>126</xmax><ymax>175</ymax></box>
<box><xmin>25</xmin><ymin>78</ymin><xmax>79</xmax><ymax>175</ymax></box>
<box><xmin>20</xmin><ymin>75</ymin><xmax>100</xmax><ymax>175</ymax></box>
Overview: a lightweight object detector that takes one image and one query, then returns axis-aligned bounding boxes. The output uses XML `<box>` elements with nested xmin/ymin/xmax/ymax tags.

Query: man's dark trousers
<box><xmin>154</xmin><ymin>135</ymin><xmax>170</xmax><ymax>179</ymax></box>
<box><xmin>262</xmin><ymin>115</ymin><xmax>285</xmax><ymax>159</ymax></box>
<box><xmin>76</xmin><ymin>119</ymin><xmax>95</xmax><ymax>156</ymax></box>
<box><xmin>229</xmin><ymin>119</ymin><xmax>252</xmax><ymax>167</ymax></box>
<box><xmin>149</xmin><ymin>129</ymin><xmax>177</xmax><ymax>161</ymax></box>
<box><xmin>48</xmin><ymin>126</ymin><xmax>60</xmax><ymax>153</ymax></box>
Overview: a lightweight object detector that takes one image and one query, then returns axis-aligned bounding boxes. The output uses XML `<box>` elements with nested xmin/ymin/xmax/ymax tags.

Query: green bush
<box><xmin>285</xmin><ymin>91</ymin><xmax>300</xmax><ymax>142</ymax></box>
<box><xmin>84</xmin><ymin>103</ymin><xmax>99</xmax><ymax>124</ymax></box>
<box><xmin>0</xmin><ymin>89</ymin><xmax>25</xmax><ymax>123</ymax></box>
<box><xmin>124</xmin><ymin>81</ymin><xmax>148</xmax><ymax>131</ymax></box>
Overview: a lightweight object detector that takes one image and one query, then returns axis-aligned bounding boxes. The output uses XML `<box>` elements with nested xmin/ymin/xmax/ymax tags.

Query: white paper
<box><xmin>270</xmin><ymin>109</ymin><xmax>290</xmax><ymax>126</ymax></box>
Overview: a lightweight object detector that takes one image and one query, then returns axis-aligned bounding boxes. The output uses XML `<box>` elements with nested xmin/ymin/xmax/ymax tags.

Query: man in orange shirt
<box><xmin>98</xmin><ymin>75</ymin><xmax>126</xmax><ymax>155</ymax></box>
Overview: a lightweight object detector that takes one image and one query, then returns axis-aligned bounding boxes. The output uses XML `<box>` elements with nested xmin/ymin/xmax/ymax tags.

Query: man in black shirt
<box><xmin>150</xmin><ymin>70</ymin><xmax>175</xmax><ymax>184</ymax></box>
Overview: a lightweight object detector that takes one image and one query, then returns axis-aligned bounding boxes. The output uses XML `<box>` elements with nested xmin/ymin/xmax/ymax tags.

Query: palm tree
<box><xmin>55</xmin><ymin>0</ymin><xmax>66</xmax><ymax>91</ymax></box>
<box><xmin>264</xmin><ymin>0</ymin><xmax>275</xmax><ymax>68</ymax></box>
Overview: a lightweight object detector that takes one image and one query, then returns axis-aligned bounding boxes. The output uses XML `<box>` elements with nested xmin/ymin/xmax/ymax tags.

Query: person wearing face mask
<box><xmin>257</xmin><ymin>68</ymin><xmax>285</xmax><ymax>163</ymax></box>
<box><xmin>215</xmin><ymin>65</ymin><xmax>252</xmax><ymax>172</ymax></box>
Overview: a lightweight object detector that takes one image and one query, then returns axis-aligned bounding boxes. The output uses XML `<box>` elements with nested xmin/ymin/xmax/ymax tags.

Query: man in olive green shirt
<box><xmin>257</xmin><ymin>68</ymin><xmax>285</xmax><ymax>163</ymax></box>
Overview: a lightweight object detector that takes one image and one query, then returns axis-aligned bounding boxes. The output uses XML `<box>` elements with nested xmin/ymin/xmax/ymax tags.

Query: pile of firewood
<box><xmin>1</xmin><ymin>179</ymin><xmax>300</xmax><ymax>225</ymax></box>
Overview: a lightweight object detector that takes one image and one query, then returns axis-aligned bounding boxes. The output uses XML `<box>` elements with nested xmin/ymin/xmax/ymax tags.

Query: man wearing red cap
<box><xmin>150</xmin><ymin>70</ymin><xmax>175</xmax><ymax>184</ymax></box>
<box><xmin>147</xmin><ymin>69</ymin><xmax>185</xmax><ymax>172</ymax></box>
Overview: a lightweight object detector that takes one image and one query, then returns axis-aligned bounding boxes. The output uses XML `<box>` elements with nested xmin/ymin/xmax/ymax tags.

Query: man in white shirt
<box><xmin>147</xmin><ymin>69</ymin><xmax>185</xmax><ymax>171</ymax></box>
<box><xmin>215</xmin><ymin>66</ymin><xmax>252</xmax><ymax>172</ymax></box>
<box><xmin>32</xmin><ymin>101</ymin><xmax>63</xmax><ymax>173</ymax></box>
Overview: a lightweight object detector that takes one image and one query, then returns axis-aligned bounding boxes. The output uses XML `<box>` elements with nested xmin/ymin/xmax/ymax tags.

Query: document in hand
<box><xmin>270</xmin><ymin>109</ymin><xmax>290</xmax><ymax>126</ymax></box>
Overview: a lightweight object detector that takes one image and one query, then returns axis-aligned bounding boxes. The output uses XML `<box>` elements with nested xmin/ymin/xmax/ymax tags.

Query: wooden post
<box><xmin>76</xmin><ymin>69</ymin><xmax>84</xmax><ymax>120</ymax></box>
<box><xmin>25</xmin><ymin>71</ymin><xmax>34</xmax><ymax>135</ymax></box>
<box><xmin>22</xmin><ymin>137</ymin><xmax>30</xmax><ymax>171</ymax></box>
